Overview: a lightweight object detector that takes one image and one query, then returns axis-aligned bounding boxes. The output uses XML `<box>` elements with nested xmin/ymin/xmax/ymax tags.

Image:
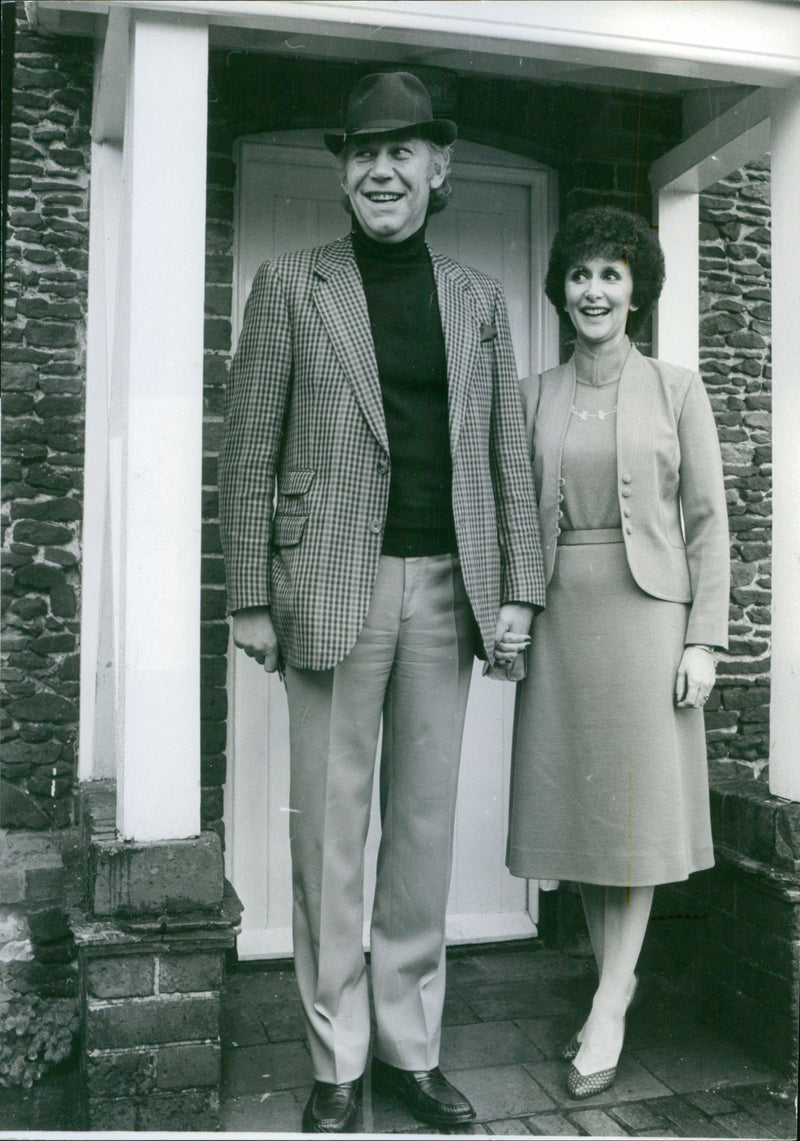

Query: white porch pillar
<box><xmin>79</xmin><ymin>9</ymin><xmax>128</xmax><ymax>783</ymax></box>
<box><xmin>113</xmin><ymin>13</ymin><xmax>209</xmax><ymax>839</ymax></box>
<box><xmin>653</xmin><ymin>190</ymin><xmax>700</xmax><ymax>371</ymax></box>
<box><xmin>79</xmin><ymin>138</ymin><xmax>122</xmax><ymax>782</ymax></box>
<box><xmin>768</xmin><ymin>80</ymin><xmax>800</xmax><ymax>803</ymax></box>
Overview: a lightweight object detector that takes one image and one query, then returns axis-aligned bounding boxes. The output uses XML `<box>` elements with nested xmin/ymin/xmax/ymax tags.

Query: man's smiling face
<box><xmin>342</xmin><ymin>134</ymin><xmax>444</xmax><ymax>243</ymax></box>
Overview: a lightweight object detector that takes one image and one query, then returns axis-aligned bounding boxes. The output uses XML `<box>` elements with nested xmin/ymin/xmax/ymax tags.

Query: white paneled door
<box><xmin>224</xmin><ymin>133</ymin><xmax>558</xmax><ymax>958</ymax></box>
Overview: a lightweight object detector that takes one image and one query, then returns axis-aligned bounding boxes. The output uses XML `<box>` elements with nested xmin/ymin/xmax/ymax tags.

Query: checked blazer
<box><xmin>219</xmin><ymin>234</ymin><xmax>545</xmax><ymax>671</ymax></box>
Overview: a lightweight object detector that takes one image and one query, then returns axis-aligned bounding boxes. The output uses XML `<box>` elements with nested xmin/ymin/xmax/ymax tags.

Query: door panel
<box><xmin>226</xmin><ymin>137</ymin><xmax>557</xmax><ymax>959</ymax></box>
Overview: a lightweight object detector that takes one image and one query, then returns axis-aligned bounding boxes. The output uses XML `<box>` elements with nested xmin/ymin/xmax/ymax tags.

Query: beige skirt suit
<box><xmin>506</xmin><ymin>340</ymin><xmax>730</xmax><ymax>886</ymax></box>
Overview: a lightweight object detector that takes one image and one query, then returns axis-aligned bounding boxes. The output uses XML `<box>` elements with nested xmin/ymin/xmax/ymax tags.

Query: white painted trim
<box><xmin>113</xmin><ymin>13</ymin><xmax>209</xmax><ymax>840</ymax></box>
<box><xmin>27</xmin><ymin>1</ymin><xmax>800</xmax><ymax>88</ymax></box>
<box><xmin>650</xmin><ymin>87</ymin><xmax>772</xmax><ymax>194</ymax></box>
<box><xmin>92</xmin><ymin>3</ymin><xmax>129</xmax><ymax>145</ymax></box>
<box><xmin>768</xmin><ymin>82</ymin><xmax>800</xmax><ymax>804</ymax></box>
<box><xmin>79</xmin><ymin>138</ymin><xmax>123</xmax><ymax>782</ymax></box>
<box><xmin>653</xmin><ymin>191</ymin><xmax>700</xmax><ymax>371</ymax></box>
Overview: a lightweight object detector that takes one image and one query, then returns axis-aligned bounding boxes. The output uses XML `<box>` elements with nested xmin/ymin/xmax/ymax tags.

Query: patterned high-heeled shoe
<box><xmin>566</xmin><ymin>1061</ymin><xmax>617</xmax><ymax>1099</ymax></box>
<box><xmin>561</xmin><ymin>975</ymin><xmax>638</xmax><ymax>1062</ymax></box>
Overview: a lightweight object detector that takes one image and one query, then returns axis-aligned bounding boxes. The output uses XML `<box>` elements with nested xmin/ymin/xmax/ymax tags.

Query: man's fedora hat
<box><xmin>324</xmin><ymin>71</ymin><xmax>457</xmax><ymax>155</ymax></box>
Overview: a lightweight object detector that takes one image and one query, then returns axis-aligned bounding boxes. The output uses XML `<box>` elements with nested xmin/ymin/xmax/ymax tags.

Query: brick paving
<box><xmin>1</xmin><ymin>941</ymin><xmax>796</xmax><ymax>1137</ymax></box>
<box><xmin>217</xmin><ymin>943</ymin><xmax>796</xmax><ymax>1138</ymax></box>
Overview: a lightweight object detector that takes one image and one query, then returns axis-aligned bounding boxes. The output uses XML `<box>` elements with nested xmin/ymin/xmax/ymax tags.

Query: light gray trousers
<box><xmin>285</xmin><ymin>554</ymin><xmax>474</xmax><ymax>1083</ymax></box>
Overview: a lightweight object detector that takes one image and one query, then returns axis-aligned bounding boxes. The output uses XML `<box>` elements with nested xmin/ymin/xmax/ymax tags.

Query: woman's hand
<box><xmin>675</xmin><ymin>645</ymin><xmax>716</xmax><ymax>708</ymax></box>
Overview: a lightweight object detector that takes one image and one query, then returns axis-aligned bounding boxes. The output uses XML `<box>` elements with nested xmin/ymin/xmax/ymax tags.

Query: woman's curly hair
<box><xmin>545</xmin><ymin>206</ymin><xmax>666</xmax><ymax>329</ymax></box>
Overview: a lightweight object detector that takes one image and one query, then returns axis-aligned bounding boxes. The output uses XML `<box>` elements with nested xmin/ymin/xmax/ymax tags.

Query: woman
<box><xmin>499</xmin><ymin>207</ymin><xmax>730</xmax><ymax>1098</ymax></box>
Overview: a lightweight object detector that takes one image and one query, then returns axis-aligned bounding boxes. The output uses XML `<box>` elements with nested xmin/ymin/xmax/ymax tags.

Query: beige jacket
<box><xmin>220</xmin><ymin>236</ymin><xmax>545</xmax><ymax>670</ymax></box>
<box><xmin>519</xmin><ymin>342</ymin><xmax>730</xmax><ymax>649</ymax></box>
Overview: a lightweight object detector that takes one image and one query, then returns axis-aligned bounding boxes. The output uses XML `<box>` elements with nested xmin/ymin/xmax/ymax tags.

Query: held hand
<box><xmin>493</xmin><ymin>603</ymin><xmax>534</xmax><ymax>669</ymax></box>
<box><xmin>675</xmin><ymin>645</ymin><xmax>716</xmax><ymax>708</ymax></box>
<box><xmin>232</xmin><ymin>606</ymin><xmax>280</xmax><ymax>673</ymax></box>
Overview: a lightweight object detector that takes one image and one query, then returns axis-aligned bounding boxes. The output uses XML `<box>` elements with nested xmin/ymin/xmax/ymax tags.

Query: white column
<box><xmin>769</xmin><ymin>81</ymin><xmax>800</xmax><ymax>803</ymax></box>
<box><xmin>114</xmin><ymin>14</ymin><xmax>208</xmax><ymax>839</ymax></box>
<box><xmin>80</xmin><ymin>136</ymin><xmax>122</xmax><ymax>782</ymax></box>
<box><xmin>653</xmin><ymin>188</ymin><xmax>699</xmax><ymax>371</ymax></box>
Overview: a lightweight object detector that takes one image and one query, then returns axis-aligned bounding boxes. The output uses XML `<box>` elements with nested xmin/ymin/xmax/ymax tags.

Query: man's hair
<box><xmin>545</xmin><ymin>206</ymin><xmax>666</xmax><ymax>329</ymax></box>
<box><xmin>336</xmin><ymin>133</ymin><xmax>454</xmax><ymax>216</ymax></box>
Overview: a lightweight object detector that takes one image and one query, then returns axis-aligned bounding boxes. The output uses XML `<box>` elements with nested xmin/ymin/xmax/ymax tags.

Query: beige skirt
<box><xmin>506</xmin><ymin>532</ymin><xmax>714</xmax><ymax>887</ymax></box>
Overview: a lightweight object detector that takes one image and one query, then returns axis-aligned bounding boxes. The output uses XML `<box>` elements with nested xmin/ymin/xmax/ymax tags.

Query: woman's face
<box><xmin>564</xmin><ymin>256</ymin><xmax>637</xmax><ymax>350</ymax></box>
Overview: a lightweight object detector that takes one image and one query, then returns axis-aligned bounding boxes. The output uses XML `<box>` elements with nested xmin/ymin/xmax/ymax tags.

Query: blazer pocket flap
<box><xmin>273</xmin><ymin>514</ymin><xmax>308</xmax><ymax>547</ymax></box>
<box><xmin>280</xmin><ymin>469</ymin><xmax>315</xmax><ymax>495</ymax></box>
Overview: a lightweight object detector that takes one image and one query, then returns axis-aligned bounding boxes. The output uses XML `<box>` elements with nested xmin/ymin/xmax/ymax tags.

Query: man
<box><xmin>220</xmin><ymin>71</ymin><xmax>544</xmax><ymax>1134</ymax></box>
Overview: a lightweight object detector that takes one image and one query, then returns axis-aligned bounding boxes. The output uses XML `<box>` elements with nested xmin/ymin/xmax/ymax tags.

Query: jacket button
<box><xmin>622</xmin><ymin>474</ymin><xmax>632</xmax><ymax>484</ymax></box>
<box><xmin>369</xmin><ymin>519</ymin><xmax>382</xmax><ymax>534</ymax></box>
<box><xmin>377</xmin><ymin>458</ymin><xmax>388</xmax><ymax>475</ymax></box>
<box><xmin>626</xmin><ymin>525</ymin><xmax>632</xmax><ymax>534</ymax></box>
<box><xmin>623</xmin><ymin>508</ymin><xmax>631</xmax><ymax>518</ymax></box>
<box><xmin>621</xmin><ymin>488</ymin><xmax>632</xmax><ymax>498</ymax></box>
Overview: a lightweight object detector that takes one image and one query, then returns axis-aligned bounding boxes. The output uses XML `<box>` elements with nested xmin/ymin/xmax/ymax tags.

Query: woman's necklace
<box><xmin>570</xmin><ymin>404</ymin><xmax>617</xmax><ymax>422</ymax></box>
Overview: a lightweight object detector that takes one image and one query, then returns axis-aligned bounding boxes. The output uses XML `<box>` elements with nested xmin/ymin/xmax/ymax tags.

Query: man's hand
<box><xmin>232</xmin><ymin>606</ymin><xmax>280</xmax><ymax>672</ymax></box>
<box><xmin>493</xmin><ymin>602</ymin><xmax>534</xmax><ymax>669</ymax></box>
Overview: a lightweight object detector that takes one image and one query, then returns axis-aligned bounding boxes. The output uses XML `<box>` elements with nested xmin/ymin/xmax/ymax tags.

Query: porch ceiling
<box><xmin>26</xmin><ymin>0</ymin><xmax>800</xmax><ymax>97</ymax></box>
<box><xmin>205</xmin><ymin>26</ymin><xmax>747</xmax><ymax>98</ymax></box>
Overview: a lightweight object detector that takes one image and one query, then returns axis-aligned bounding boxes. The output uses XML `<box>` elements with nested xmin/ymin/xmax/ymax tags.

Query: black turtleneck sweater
<box><xmin>352</xmin><ymin>221</ymin><xmax>456</xmax><ymax>557</ymax></box>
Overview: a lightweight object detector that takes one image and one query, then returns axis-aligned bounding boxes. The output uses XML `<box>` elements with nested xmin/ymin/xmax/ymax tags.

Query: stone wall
<box><xmin>1</xmin><ymin>7</ymin><xmax>92</xmax><ymax>832</ymax></box>
<box><xmin>0</xmin><ymin>828</ymin><xmax>79</xmax><ymax>1090</ymax></box>
<box><xmin>699</xmin><ymin>161</ymin><xmax>772</xmax><ymax>771</ymax></box>
<box><xmin>0</xmin><ymin>11</ymin><xmax>91</xmax><ymax>1090</ymax></box>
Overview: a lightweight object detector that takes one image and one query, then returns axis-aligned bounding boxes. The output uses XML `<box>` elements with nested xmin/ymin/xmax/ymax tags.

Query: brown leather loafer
<box><xmin>302</xmin><ymin>1078</ymin><xmax>361</xmax><ymax>1133</ymax></box>
<box><xmin>371</xmin><ymin>1057</ymin><xmax>476</xmax><ymax>1125</ymax></box>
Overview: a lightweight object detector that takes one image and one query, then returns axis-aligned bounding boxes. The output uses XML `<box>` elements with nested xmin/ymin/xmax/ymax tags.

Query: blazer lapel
<box><xmin>431</xmin><ymin>252</ymin><xmax>479</xmax><ymax>457</ymax></box>
<box><xmin>616</xmin><ymin>343</ymin><xmax>648</xmax><ymax>481</ymax></box>
<box><xmin>313</xmin><ymin>237</ymin><xmax>389</xmax><ymax>453</ymax></box>
<box><xmin>538</xmin><ymin>359</ymin><xmax>576</xmax><ymax>578</ymax></box>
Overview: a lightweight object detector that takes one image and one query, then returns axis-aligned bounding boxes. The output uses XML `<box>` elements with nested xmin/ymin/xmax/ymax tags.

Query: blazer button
<box><xmin>621</xmin><ymin>488</ymin><xmax>632</xmax><ymax>498</ymax></box>
<box><xmin>377</xmin><ymin>458</ymin><xmax>388</xmax><ymax>475</ymax></box>
<box><xmin>626</xmin><ymin>525</ymin><xmax>632</xmax><ymax>534</ymax></box>
<box><xmin>369</xmin><ymin>519</ymin><xmax>382</xmax><ymax>534</ymax></box>
<box><xmin>622</xmin><ymin>474</ymin><xmax>632</xmax><ymax>484</ymax></box>
<box><xmin>623</xmin><ymin>508</ymin><xmax>631</xmax><ymax>518</ymax></box>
